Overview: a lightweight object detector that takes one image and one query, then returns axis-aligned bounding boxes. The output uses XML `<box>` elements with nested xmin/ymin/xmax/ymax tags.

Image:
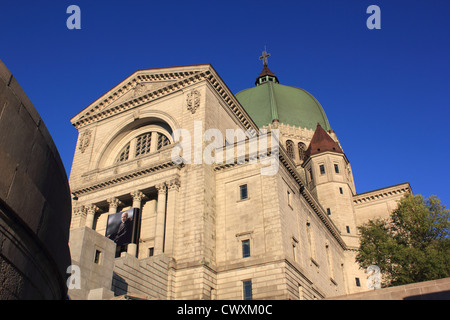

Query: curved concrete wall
<box><xmin>0</xmin><ymin>59</ymin><xmax>71</xmax><ymax>299</ymax></box>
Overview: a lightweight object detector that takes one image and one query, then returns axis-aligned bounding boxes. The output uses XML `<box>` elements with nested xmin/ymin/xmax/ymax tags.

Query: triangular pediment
<box><xmin>103</xmin><ymin>80</ymin><xmax>174</xmax><ymax>111</ymax></box>
<box><xmin>71</xmin><ymin>64</ymin><xmax>212</xmax><ymax>128</ymax></box>
<box><xmin>71</xmin><ymin>63</ymin><xmax>259</xmax><ymax>133</ymax></box>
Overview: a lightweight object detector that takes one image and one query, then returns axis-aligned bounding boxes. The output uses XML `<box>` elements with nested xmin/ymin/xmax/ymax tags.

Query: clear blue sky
<box><xmin>1</xmin><ymin>0</ymin><xmax>449</xmax><ymax>206</ymax></box>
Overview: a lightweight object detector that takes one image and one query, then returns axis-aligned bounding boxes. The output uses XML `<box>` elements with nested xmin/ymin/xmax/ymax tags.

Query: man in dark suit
<box><xmin>108</xmin><ymin>211</ymin><xmax>133</xmax><ymax>246</ymax></box>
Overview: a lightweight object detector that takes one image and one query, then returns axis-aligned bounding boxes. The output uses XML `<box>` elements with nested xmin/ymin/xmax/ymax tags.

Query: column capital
<box><xmin>130</xmin><ymin>190</ymin><xmax>146</xmax><ymax>202</ymax></box>
<box><xmin>167</xmin><ymin>178</ymin><xmax>181</xmax><ymax>191</ymax></box>
<box><xmin>85</xmin><ymin>204</ymin><xmax>99</xmax><ymax>214</ymax></box>
<box><xmin>156</xmin><ymin>183</ymin><xmax>167</xmax><ymax>194</ymax></box>
<box><xmin>73</xmin><ymin>205</ymin><xmax>87</xmax><ymax>217</ymax></box>
<box><xmin>107</xmin><ymin>197</ymin><xmax>122</xmax><ymax>208</ymax></box>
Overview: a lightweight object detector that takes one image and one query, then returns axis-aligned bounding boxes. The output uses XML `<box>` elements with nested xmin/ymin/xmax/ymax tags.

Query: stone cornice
<box><xmin>353</xmin><ymin>182</ymin><xmax>411</xmax><ymax>205</ymax></box>
<box><xmin>204</xmin><ymin>71</ymin><xmax>259</xmax><ymax>132</ymax></box>
<box><xmin>71</xmin><ymin>158</ymin><xmax>183</xmax><ymax>197</ymax></box>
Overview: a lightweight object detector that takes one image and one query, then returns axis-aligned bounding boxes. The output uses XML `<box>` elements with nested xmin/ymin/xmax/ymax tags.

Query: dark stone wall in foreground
<box><xmin>0</xmin><ymin>59</ymin><xmax>71</xmax><ymax>299</ymax></box>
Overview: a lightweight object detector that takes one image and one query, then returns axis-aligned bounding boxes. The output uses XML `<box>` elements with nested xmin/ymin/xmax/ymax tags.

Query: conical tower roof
<box><xmin>305</xmin><ymin>123</ymin><xmax>343</xmax><ymax>159</ymax></box>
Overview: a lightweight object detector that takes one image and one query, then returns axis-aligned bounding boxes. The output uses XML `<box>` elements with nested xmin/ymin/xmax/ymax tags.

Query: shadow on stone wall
<box><xmin>112</xmin><ymin>272</ymin><xmax>129</xmax><ymax>296</ymax></box>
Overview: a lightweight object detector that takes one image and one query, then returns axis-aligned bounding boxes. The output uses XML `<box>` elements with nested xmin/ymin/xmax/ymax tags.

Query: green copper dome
<box><xmin>235</xmin><ymin>65</ymin><xmax>331</xmax><ymax>131</ymax></box>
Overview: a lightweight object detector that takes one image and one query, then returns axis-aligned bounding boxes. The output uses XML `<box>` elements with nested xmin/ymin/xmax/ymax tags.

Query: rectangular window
<box><xmin>287</xmin><ymin>191</ymin><xmax>292</xmax><ymax>207</ymax></box>
<box><xmin>242</xmin><ymin>239</ymin><xmax>251</xmax><ymax>258</ymax></box>
<box><xmin>327</xmin><ymin>208</ymin><xmax>331</xmax><ymax>215</ymax></box>
<box><xmin>309</xmin><ymin>169</ymin><xmax>313</xmax><ymax>181</ymax></box>
<box><xmin>346</xmin><ymin>226</ymin><xmax>351</xmax><ymax>234</ymax></box>
<box><xmin>319</xmin><ymin>164</ymin><xmax>325</xmax><ymax>175</ymax></box>
<box><xmin>334</xmin><ymin>164</ymin><xmax>340</xmax><ymax>174</ymax></box>
<box><xmin>355</xmin><ymin>278</ymin><xmax>361</xmax><ymax>287</ymax></box>
<box><xmin>94</xmin><ymin>250</ymin><xmax>102</xmax><ymax>264</ymax></box>
<box><xmin>240</xmin><ymin>184</ymin><xmax>248</xmax><ymax>200</ymax></box>
<box><xmin>339</xmin><ymin>187</ymin><xmax>343</xmax><ymax>194</ymax></box>
<box><xmin>243</xmin><ymin>280</ymin><xmax>253</xmax><ymax>300</ymax></box>
<box><xmin>148</xmin><ymin>247</ymin><xmax>154</xmax><ymax>257</ymax></box>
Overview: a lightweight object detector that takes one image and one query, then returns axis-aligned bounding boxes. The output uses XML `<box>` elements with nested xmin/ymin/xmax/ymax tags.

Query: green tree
<box><xmin>356</xmin><ymin>194</ymin><xmax>450</xmax><ymax>287</ymax></box>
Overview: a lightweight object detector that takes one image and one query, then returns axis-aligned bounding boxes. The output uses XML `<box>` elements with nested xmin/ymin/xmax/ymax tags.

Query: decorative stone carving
<box><xmin>167</xmin><ymin>178</ymin><xmax>181</xmax><ymax>191</ymax></box>
<box><xmin>186</xmin><ymin>89</ymin><xmax>201</xmax><ymax>114</ymax></box>
<box><xmin>130</xmin><ymin>190</ymin><xmax>145</xmax><ymax>209</ymax></box>
<box><xmin>132</xmin><ymin>81</ymin><xmax>173</xmax><ymax>99</ymax></box>
<box><xmin>156</xmin><ymin>183</ymin><xmax>167</xmax><ymax>194</ymax></box>
<box><xmin>73</xmin><ymin>205</ymin><xmax>87</xmax><ymax>217</ymax></box>
<box><xmin>107</xmin><ymin>197</ymin><xmax>122</xmax><ymax>210</ymax></box>
<box><xmin>78</xmin><ymin>129</ymin><xmax>92</xmax><ymax>153</ymax></box>
<box><xmin>133</xmin><ymin>82</ymin><xmax>147</xmax><ymax>97</ymax></box>
<box><xmin>130</xmin><ymin>190</ymin><xmax>145</xmax><ymax>202</ymax></box>
<box><xmin>85</xmin><ymin>204</ymin><xmax>99</xmax><ymax>214</ymax></box>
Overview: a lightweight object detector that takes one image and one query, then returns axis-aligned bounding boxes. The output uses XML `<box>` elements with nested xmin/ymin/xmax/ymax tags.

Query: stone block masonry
<box><xmin>0</xmin><ymin>59</ymin><xmax>71</xmax><ymax>300</ymax></box>
<box><xmin>112</xmin><ymin>253</ymin><xmax>170</xmax><ymax>299</ymax></box>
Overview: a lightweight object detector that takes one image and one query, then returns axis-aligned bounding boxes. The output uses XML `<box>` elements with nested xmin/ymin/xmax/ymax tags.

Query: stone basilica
<box><xmin>67</xmin><ymin>53</ymin><xmax>411</xmax><ymax>300</ymax></box>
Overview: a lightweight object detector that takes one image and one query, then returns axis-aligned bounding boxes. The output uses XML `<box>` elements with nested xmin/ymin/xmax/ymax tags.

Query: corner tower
<box><xmin>302</xmin><ymin>124</ymin><xmax>358</xmax><ymax>246</ymax></box>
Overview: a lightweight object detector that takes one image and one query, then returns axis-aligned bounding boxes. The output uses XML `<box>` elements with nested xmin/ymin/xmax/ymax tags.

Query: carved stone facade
<box><xmin>67</xmin><ymin>64</ymin><xmax>411</xmax><ymax>300</ymax></box>
<box><xmin>78</xmin><ymin>129</ymin><xmax>92</xmax><ymax>153</ymax></box>
<box><xmin>186</xmin><ymin>89</ymin><xmax>201</xmax><ymax>114</ymax></box>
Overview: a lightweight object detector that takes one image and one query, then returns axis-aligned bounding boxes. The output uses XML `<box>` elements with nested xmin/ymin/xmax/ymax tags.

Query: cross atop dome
<box><xmin>255</xmin><ymin>48</ymin><xmax>279</xmax><ymax>86</ymax></box>
<box><xmin>259</xmin><ymin>48</ymin><xmax>271</xmax><ymax>67</ymax></box>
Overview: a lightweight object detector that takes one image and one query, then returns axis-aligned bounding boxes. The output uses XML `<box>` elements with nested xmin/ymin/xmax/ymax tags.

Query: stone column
<box><xmin>128</xmin><ymin>191</ymin><xmax>145</xmax><ymax>256</ymax></box>
<box><xmin>164</xmin><ymin>178</ymin><xmax>180</xmax><ymax>256</ymax></box>
<box><xmin>85</xmin><ymin>204</ymin><xmax>98</xmax><ymax>229</ymax></box>
<box><xmin>154</xmin><ymin>183</ymin><xmax>167</xmax><ymax>255</ymax></box>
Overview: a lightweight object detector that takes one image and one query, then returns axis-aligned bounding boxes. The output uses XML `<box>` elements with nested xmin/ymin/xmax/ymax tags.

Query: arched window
<box><xmin>135</xmin><ymin>132</ymin><xmax>152</xmax><ymax>157</ymax></box>
<box><xmin>298</xmin><ymin>142</ymin><xmax>306</xmax><ymax>161</ymax></box>
<box><xmin>114</xmin><ymin>130</ymin><xmax>171</xmax><ymax>164</ymax></box>
<box><xmin>116</xmin><ymin>142</ymin><xmax>130</xmax><ymax>163</ymax></box>
<box><xmin>157</xmin><ymin>134</ymin><xmax>170</xmax><ymax>150</ymax></box>
<box><xmin>286</xmin><ymin>140</ymin><xmax>295</xmax><ymax>160</ymax></box>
